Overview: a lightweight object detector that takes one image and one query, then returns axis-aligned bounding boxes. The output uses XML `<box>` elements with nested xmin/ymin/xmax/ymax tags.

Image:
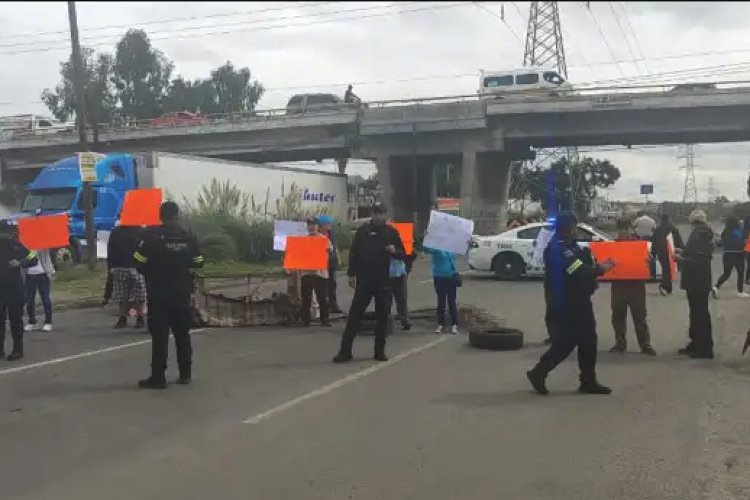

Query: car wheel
<box><xmin>468</xmin><ymin>328</ymin><xmax>524</xmax><ymax>350</ymax></box>
<box><xmin>492</xmin><ymin>253</ymin><xmax>525</xmax><ymax>281</ymax></box>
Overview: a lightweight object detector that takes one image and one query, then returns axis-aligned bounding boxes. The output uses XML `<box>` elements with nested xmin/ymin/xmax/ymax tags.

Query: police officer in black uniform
<box><xmin>333</xmin><ymin>204</ymin><xmax>405</xmax><ymax>363</ymax></box>
<box><xmin>133</xmin><ymin>202</ymin><xmax>203</xmax><ymax>389</ymax></box>
<box><xmin>526</xmin><ymin>211</ymin><xmax>615</xmax><ymax>395</ymax></box>
<box><xmin>0</xmin><ymin>220</ymin><xmax>38</xmax><ymax>361</ymax></box>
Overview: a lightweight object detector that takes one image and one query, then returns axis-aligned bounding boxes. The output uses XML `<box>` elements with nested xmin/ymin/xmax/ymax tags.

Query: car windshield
<box><xmin>22</xmin><ymin>188</ymin><xmax>77</xmax><ymax>212</ymax></box>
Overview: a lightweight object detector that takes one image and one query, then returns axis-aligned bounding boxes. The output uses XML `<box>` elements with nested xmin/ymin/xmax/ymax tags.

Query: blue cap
<box><xmin>317</xmin><ymin>215</ymin><xmax>333</xmax><ymax>224</ymax></box>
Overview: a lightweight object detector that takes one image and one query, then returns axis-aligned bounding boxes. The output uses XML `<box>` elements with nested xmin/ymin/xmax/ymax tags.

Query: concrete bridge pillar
<box><xmin>376</xmin><ymin>155</ymin><xmax>435</xmax><ymax>232</ymax></box>
<box><xmin>460</xmin><ymin>149</ymin><xmax>510</xmax><ymax>236</ymax></box>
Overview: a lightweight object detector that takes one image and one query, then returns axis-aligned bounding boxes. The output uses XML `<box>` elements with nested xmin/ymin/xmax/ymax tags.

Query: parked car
<box><xmin>285</xmin><ymin>93</ymin><xmax>348</xmax><ymax>115</ymax></box>
<box><xmin>150</xmin><ymin>111</ymin><xmax>208</xmax><ymax>127</ymax></box>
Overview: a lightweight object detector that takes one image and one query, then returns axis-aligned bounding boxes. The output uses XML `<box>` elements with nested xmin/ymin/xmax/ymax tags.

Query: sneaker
<box><xmin>435</xmin><ymin>325</ymin><xmax>444</xmax><ymax>334</ymax></box>
<box><xmin>678</xmin><ymin>344</ymin><xmax>695</xmax><ymax>355</ymax></box>
<box><xmin>526</xmin><ymin>370</ymin><xmax>549</xmax><ymax>395</ymax></box>
<box><xmin>114</xmin><ymin>317</ymin><xmax>127</xmax><ymax>329</ymax></box>
<box><xmin>332</xmin><ymin>352</ymin><xmax>353</xmax><ymax>364</ymax></box>
<box><xmin>609</xmin><ymin>345</ymin><xmax>626</xmax><ymax>353</ymax></box>
<box><xmin>711</xmin><ymin>287</ymin><xmax>719</xmax><ymax>299</ymax></box>
<box><xmin>451</xmin><ymin>325</ymin><xmax>459</xmax><ymax>335</ymax></box>
<box><xmin>739</xmin><ymin>292</ymin><xmax>750</xmax><ymax>298</ymax></box>
<box><xmin>641</xmin><ymin>346</ymin><xmax>657</xmax><ymax>356</ymax></box>
<box><xmin>658</xmin><ymin>285</ymin><xmax>668</xmax><ymax>297</ymax></box>
<box><xmin>578</xmin><ymin>381</ymin><xmax>612</xmax><ymax>395</ymax></box>
<box><xmin>138</xmin><ymin>377</ymin><xmax>167</xmax><ymax>390</ymax></box>
<box><xmin>41</xmin><ymin>323</ymin><xmax>53</xmax><ymax>332</ymax></box>
<box><xmin>24</xmin><ymin>324</ymin><xmax>37</xmax><ymax>332</ymax></box>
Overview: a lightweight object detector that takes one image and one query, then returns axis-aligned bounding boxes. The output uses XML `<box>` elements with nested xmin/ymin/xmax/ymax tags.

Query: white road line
<box><xmin>242</xmin><ymin>335</ymin><xmax>452</xmax><ymax>425</ymax></box>
<box><xmin>0</xmin><ymin>328</ymin><xmax>209</xmax><ymax>376</ymax></box>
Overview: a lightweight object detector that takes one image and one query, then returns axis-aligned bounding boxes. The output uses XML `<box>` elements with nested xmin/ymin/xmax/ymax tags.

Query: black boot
<box><xmin>332</xmin><ymin>351</ymin><xmax>353</xmax><ymax>363</ymax></box>
<box><xmin>373</xmin><ymin>350</ymin><xmax>388</xmax><ymax>362</ymax></box>
<box><xmin>134</xmin><ymin>316</ymin><xmax>145</xmax><ymax>329</ymax></box>
<box><xmin>578</xmin><ymin>378</ymin><xmax>612</xmax><ymax>395</ymax></box>
<box><xmin>6</xmin><ymin>351</ymin><xmax>23</xmax><ymax>362</ymax></box>
<box><xmin>114</xmin><ymin>316</ymin><xmax>127</xmax><ymax>329</ymax></box>
<box><xmin>678</xmin><ymin>342</ymin><xmax>696</xmax><ymax>355</ymax></box>
<box><xmin>526</xmin><ymin>369</ymin><xmax>549</xmax><ymax>395</ymax></box>
<box><xmin>138</xmin><ymin>376</ymin><xmax>167</xmax><ymax>389</ymax></box>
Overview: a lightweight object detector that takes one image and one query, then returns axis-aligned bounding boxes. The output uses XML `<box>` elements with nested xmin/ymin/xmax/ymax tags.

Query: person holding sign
<box><xmin>133</xmin><ymin>202</ymin><xmax>204</xmax><ymax>389</ymax></box>
<box><xmin>23</xmin><ymin>248</ymin><xmax>55</xmax><ymax>332</ymax></box>
<box><xmin>333</xmin><ymin>204</ymin><xmax>405</xmax><ymax>363</ymax></box>
<box><xmin>299</xmin><ymin>217</ymin><xmax>333</xmax><ymax>327</ymax></box>
<box><xmin>423</xmin><ymin>247</ymin><xmax>460</xmax><ymax>335</ymax></box>
<box><xmin>526</xmin><ymin>211</ymin><xmax>616</xmax><ymax>396</ymax></box>
<box><xmin>0</xmin><ymin>220</ymin><xmax>38</xmax><ymax>361</ymax></box>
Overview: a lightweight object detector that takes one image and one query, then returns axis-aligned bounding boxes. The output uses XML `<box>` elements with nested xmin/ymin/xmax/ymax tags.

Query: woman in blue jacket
<box><xmin>424</xmin><ymin>246</ymin><xmax>459</xmax><ymax>334</ymax></box>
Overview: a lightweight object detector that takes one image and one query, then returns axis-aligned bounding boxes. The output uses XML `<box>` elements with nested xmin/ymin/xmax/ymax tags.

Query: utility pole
<box><xmin>678</xmin><ymin>144</ymin><xmax>698</xmax><ymax>213</ymax></box>
<box><xmin>67</xmin><ymin>1</ymin><xmax>96</xmax><ymax>271</ymax></box>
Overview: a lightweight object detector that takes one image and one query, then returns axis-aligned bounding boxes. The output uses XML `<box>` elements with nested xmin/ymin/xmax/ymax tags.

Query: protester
<box><xmin>0</xmin><ymin>220</ymin><xmax>38</xmax><ymax>361</ymax></box>
<box><xmin>423</xmin><ymin>246</ymin><xmax>460</xmax><ymax>335</ymax></box>
<box><xmin>133</xmin><ymin>202</ymin><xmax>204</xmax><ymax>389</ymax></box>
<box><xmin>23</xmin><ymin>248</ymin><xmax>55</xmax><ymax>332</ymax></box>
<box><xmin>102</xmin><ymin>263</ymin><xmax>113</xmax><ymax>306</ymax></box>
<box><xmin>609</xmin><ymin>219</ymin><xmax>656</xmax><ymax>355</ymax></box>
<box><xmin>333</xmin><ymin>204</ymin><xmax>405</xmax><ymax>363</ymax></box>
<box><xmin>675</xmin><ymin>209</ymin><xmax>715</xmax><ymax>359</ymax></box>
<box><xmin>650</xmin><ymin>213</ymin><xmax>684</xmax><ymax>296</ymax></box>
<box><xmin>713</xmin><ymin>216</ymin><xmax>748</xmax><ymax>298</ymax></box>
<box><xmin>317</xmin><ymin>215</ymin><xmax>342</xmax><ymax>314</ymax></box>
<box><xmin>526</xmin><ymin>211</ymin><xmax>615</xmax><ymax>396</ymax></box>
<box><xmin>107</xmin><ymin>222</ymin><xmax>146</xmax><ymax>329</ymax></box>
<box><xmin>633</xmin><ymin>210</ymin><xmax>656</xmax><ymax>240</ymax></box>
<box><xmin>390</xmin><ymin>253</ymin><xmax>411</xmax><ymax>331</ymax></box>
<box><xmin>344</xmin><ymin>84</ymin><xmax>360</xmax><ymax>104</ymax></box>
<box><xmin>743</xmin><ymin>217</ymin><xmax>750</xmax><ymax>285</ymax></box>
<box><xmin>300</xmin><ymin>217</ymin><xmax>332</xmax><ymax>327</ymax></box>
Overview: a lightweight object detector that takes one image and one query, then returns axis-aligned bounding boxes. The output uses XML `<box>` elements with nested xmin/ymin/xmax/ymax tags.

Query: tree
<box><xmin>207</xmin><ymin>61</ymin><xmax>264</xmax><ymax>114</ymax></box>
<box><xmin>113</xmin><ymin>29</ymin><xmax>173</xmax><ymax>120</ymax></box>
<box><xmin>41</xmin><ymin>48</ymin><xmax>117</xmax><ymax>143</ymax></box>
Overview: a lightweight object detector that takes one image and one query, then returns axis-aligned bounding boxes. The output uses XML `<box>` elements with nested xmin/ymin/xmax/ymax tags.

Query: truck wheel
<box><xmin>469</xmin><ymin>328</ymin><xmax>524</xmax><ymax>350</ymax></box>
<box><xmin>492</xmin><ymin>253</ymin><xmax>524</xmax><ymax>281</ymax></box>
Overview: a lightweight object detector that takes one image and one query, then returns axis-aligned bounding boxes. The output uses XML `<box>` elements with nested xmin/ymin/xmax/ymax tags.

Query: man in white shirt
<box><xmin>633</xmin><ymin>211</ymin><xmax>656</xmax><ymax>240</ymax></box>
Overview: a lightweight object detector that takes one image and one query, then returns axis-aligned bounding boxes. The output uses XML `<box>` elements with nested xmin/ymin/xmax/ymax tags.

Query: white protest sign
<box><xmin>273</xmin><ymin>220</ymin><xmax>308</xmax><ymax>251</ymax></box>
<box><xmin>96</xmin><ymin>230</ymin><xmax>110</xmax><ymax>259</ymax></box>
<box><xmin>423</xmin><ymin>210</ymin><xmax>474</xmax><ymax>255</ymax></box>
<box><xmin>530</xmin><ymin>226</ymin><xmax>554</xmax><ymax>269</ymax></box>
<box><xmin>77</xmin><ymin>152</ymin><xmax>106</xmax><ymax>182</ymax></box>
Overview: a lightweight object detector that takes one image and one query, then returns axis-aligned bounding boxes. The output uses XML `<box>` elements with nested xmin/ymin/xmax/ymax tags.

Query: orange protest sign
<box><xmin>18</xmin><ymin>214</ymin><xmax>70</xmax><ymax>250</ymax></box>
<box><xmin>745</xmin><ymin>238</ymin><xmax>750</xmax><ymax>253</ymax></box>
<box><xmin>667</xmin><ymin>241</ymin><xmax>677</xmax><ymax>278</ymax></box>
<box><xmin>283</xmin><ymin>236</ymin><xmax>328</xmax><ymax>271</ymax></box>
<box><xmin>590</xmin><ymin>240</ymin><xmax>650</xmax><ymax>281</ymax></box>
<box><xmin>119</xmin><ymin>189</ymin><xmax>162</xmax><ymax>227</ymax></box>
<box><xmin>390</xmin><ymin>222</ymin><xmax>414</xmax><ymax>254</ymax></box>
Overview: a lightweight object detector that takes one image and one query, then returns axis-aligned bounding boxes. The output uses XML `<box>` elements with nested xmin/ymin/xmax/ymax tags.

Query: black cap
<box><xmin>371</xmin><ymin>203</ymin><xmax>387</xmax><ymax>214</ymax></box>
<box><xmin>306</xmin><ymin>217</ymin><xmax>318</xmax><ymax>224</ymax></box>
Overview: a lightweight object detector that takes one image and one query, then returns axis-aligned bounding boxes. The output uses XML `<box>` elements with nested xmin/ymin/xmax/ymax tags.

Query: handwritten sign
<box><xmin>18</xmin><ymin>214</ymin><xmax>70</xmax><ymax>250</ymax></box>
<box><xmin>531</xmin><ymin>226</ymin><xmax>554</xmax><ymax>269</ymax></box>
<box><xmin>273</xmin><ymin>220</ymin><xmax>308</xmax><ymax>251</ymax></box>
<box><xmin>590</xmin><ymin>240</ymin><xmax>650</xmax><ymax>281</ymax></box>
<box><xmin>423</xmin><ymin>210</ymin><xmax>474</xmax><ymax>255</ymax></box>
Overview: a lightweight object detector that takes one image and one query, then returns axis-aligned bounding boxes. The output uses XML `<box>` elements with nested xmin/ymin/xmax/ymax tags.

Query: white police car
<box><xmin>467</xmin><ymin>221</ymin><xmax>613</xmax><ymax>280</ymax></box>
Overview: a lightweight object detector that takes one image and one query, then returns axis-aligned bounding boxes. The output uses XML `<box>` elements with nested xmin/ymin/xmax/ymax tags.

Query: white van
<box><xmin>0</xmin><ymin>114</ymin><xmax>74</xmax><ymax>138</ymax></box>
<box><xmin>478</xmin><ymin>66</ymin><xmax>573</xmax><ymax>98</ymax></box>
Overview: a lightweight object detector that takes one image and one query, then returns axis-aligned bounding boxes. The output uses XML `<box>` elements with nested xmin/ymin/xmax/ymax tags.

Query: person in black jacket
<box><xmin>675</xmin><ymin>210</ymin><xmax>715</xmax><ymax>359</ymax></box>
<box><xmin>743</xmin><ymin>217</ymin><xmax>750</xmax><ymax>285</ymax></box>
<box><xmin>0</xmin><ymin>220</ymin><xmax>38</xmax><ymax>361</ymax></box>
<box><xmin>133</xmin><ymin>202</ymin><xmax>204</xmax><ymax>389</ymax></box>
<box><xmin>713</xmin><ymin>215</ymin><xmax>748</xmax><ymax>298</ymax></box>
<box><xmin>332</xmin><ymin>204</ymin><xmax>405</xmax><ymax>363</ymax></box>
<box><xmin>651</xmin><ymin>214</ymin><xmax>684</xmax><ymax>296</ymax></box>
<box><xmin>107</xmin><ymin>222</ymin><xmax>147</xmax><ymax>329</ymax></box>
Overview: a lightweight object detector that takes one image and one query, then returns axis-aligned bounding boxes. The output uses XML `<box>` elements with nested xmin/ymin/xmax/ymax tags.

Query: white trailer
<box><xmin>136</xmin><ymin>152</ymin><xmax>349</xmax><ymax>221</ymax></box>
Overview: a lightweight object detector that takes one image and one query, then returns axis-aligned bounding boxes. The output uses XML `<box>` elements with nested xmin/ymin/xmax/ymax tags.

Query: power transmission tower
<box><xmin>678</xmin><ymin>144</ymin><xmax>698</xmax><ymax>210</ymax></box>
<box><xmin>516</xmin><ymin>1</ymin><xmax>580</xmax><ymax>215</ymax></box>
<box><xmin>707</xmin><ymin>176</ymin><xmax>718</xmax><ymax>203</ymax></box>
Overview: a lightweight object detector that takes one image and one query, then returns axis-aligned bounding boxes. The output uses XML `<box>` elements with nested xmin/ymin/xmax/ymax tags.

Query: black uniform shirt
<box><xmin>0</xmin><ymin>238</ymin><xmax>38</xmax><ymax>302</ymax></box>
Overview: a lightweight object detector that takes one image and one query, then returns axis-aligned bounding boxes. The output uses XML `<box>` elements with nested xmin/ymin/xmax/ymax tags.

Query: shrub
<box><xmin>199</xmin><ymin>232</ymin><xmax>238</xmax><ymax>261</ymax></box>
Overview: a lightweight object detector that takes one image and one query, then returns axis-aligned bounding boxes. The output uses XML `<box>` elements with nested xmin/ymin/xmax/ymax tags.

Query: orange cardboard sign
<box><xmin>590</xmin><ymin>240</ymin><xmax>650</xmax><ymax>281</ymax></box>
<box><xmin>119</xmin><ymin>189</ymin><xmax>162</xmax><ymax>227</ymax></box>
<box><xmin>283</xmin><ymin>236</ymin><xmax>328</xmax><ymax>271</ymax></box>
<box><xmin>667</xmin><ymin>241</ymin><xmax>677</xmax><ymax>278</ymax></box>
<box><xmin>390</xmin><ymin>222</ymin><xmax>414</xmax><ymax>255</ymax></box>
<box><xmin>18</xmin><ymin>214</ymin><xmax>70</xmax><ymax>250</ymax></box>
<box><xmin>745</xmin><ymin>238</ymin><xmax>750</xmax><ymax>252</ymax></box>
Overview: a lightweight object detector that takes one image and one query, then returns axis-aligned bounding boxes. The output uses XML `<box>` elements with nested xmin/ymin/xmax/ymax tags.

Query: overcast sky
<box><xmin>2</xmin><ymin>1</ymin><xmax>750</xmax><ymax>201</ymax></box>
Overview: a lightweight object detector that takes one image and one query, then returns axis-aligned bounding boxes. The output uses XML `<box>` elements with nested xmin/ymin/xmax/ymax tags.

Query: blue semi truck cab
<box><xmin>12</xmin><ymin>153</ymin><xmax>140</xmax><ymax>263</ymax></box>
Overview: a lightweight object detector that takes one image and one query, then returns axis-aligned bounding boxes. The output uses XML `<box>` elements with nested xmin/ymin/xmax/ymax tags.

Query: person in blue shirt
<box><xmin>423</xmin><ymin>246</ymin><xmax>460</xmax><ymax>334</ymax></box>
<box><xmin>713</xmin><ymin>216</ymin><xmax>748</xmax><ymax>298</ymax></box>
<box><xmin>389</xmin><ymin>255</ymin><xmax>411</xmax><ymax>330</ymax></box>
<box><xmin>526</xmin><ymin>211</ymin><xmax>615</xmax><ymax>396</ymax></box>
<box><xmin>317</xmin><ymin>215</ymin><xmax>342</xmax><ymax>313</ymax></box>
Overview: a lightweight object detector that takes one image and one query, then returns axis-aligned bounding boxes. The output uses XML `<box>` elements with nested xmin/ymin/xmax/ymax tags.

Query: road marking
<box><xmin>0</xmin><ymin>328</ymin><xmax>209</xmax><ymax>376</ymax></box>
<box><xmin>242</xmin><ymin>335</ymin><xmax>451</xmax><ymax>425</ymax></box>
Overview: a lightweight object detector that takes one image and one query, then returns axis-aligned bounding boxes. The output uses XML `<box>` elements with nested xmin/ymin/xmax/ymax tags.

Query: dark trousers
<box><xmin>745</xmin><ymin>253</ymin><xmax>750</xmax><ymax>283</ymax></box>
<box><xmin>328</xmin><ymin>270</ymin><xmax>340</xmax><ymax>311</ymax></box>
<box><xmin>611</xmin><ymin>281</ymin><xmax>651</xmax><ymax>349</ymax></box>
<box><xmin>301</xmin><ymin>274</ymin><xmax>329</xmax><ymax>325</ymax></box>
<box><xmin>25</xmin><ymin>274</ymin><xmax>52</xmax><ymax>325</ymax></box>
<box><xmin>391</xmin><ymin>276</ymin><xmax>408</xmax><ymax>325</ymax></box>
<box><xmin>147</xmin><ymin>297</ymin><xmax>193</xmax><ymax>380</ymax></box>
<box><xmin>716</xmin><ymin>252</ymin><xmax>745</xmax><ymax>293</ymax></box>
<box><xmin>544</xmin><ymin>288</ymin><xmax>557</xmax><ymax>340</ymax></box>
<box><xmin>531</xmin><ymin>307</ymin><xmax>598</xmax><ymax>384</ymax></box>
<box><xmin>656</xmin><ymin>251</ymin><xmax>673</xmax><ymax>293</ymax></box>
<box><xmin>686</xmin><ymin>288</ymin><xmax>712</xmax><ymax>354</ymax></box>
<box><xmin>434</xmin><ymin>276</ymin><xmax>458</xmax><ymax>326</ymax></box>
<box><xmin>338</xmin><ymin>281</ymin><xmax>393</xmax><ymax>356</ymax></box>
<box><xmin>0</xmin><ymin>300</ymin><xmax>24</xmax><ymax>355</ymax></box>
<box><xmin>103</xmin><ymin>270</ymin><xmax>113</xmax><ymax>302</ymax></box>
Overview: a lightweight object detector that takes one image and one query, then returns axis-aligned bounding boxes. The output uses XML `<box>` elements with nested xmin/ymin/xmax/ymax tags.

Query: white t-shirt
<box><xmin>633</xmin><ymin>215</ymin><xmax>656</xmax><ymax>238</ymax></box>
<box><xmin>26</xmin><ymin>261</ymin><xmax>46</xmax><ymax>275</ymax></box>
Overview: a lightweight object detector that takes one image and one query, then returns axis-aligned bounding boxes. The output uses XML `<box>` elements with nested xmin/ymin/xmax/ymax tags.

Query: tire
<box><xmin>492</xmin><ymin>253</ymin><xmax>525</xmax><ymax>281</ymax></box>
<box><xmin>469</xmin><ymin>328</ymin><xmax>524</xmax><ymax>350</ymax></box>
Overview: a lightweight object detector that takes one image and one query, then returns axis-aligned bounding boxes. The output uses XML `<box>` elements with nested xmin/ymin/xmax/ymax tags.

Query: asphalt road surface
<box><xmin>2</xmin><ymin>254</ymin><xmax>750</xmax><ymax>499</ymax></box>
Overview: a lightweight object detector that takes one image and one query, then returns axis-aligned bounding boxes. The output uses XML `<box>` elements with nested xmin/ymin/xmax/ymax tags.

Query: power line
<box><xmin>471</xmin><ymin>2</ymin><xmax>524</xmax><ymax>45</ymax></box>
<box><xmin>607</xmin><ymin>1</ymin><xmax>642</xmax><ymax>76</ymax></box>
<box><xmin>0</xmin><ymin>2</ymin><xmax>467</xmax><ymax>55</ymax></box>
<box><xmin>617</xmin><ymin>1</ymin><xmax>651</xmax><ymax>74</ymax></box>
<box><xmin>583</xmin><ymin>2</ymin><xmax>626</xmax><ymax>78</ymax></box>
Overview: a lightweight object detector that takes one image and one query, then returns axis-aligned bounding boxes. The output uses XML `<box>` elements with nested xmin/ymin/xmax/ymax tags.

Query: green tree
<box><xmin>207</xmin><ymin>61</ymin><xmax>264</xmax><ymax>114</ymax></box>
<box><xmin>40</xmin><ymin>48</ymin><xmax>117</xmax><ymax>143</ymax></box>
<box><xmin>113</xmin><ymin>29</ymin><xmax>173</xmax><ymax>120</ymax></box>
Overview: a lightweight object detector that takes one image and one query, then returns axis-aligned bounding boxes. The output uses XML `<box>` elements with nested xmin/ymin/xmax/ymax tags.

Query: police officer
<box><xmin>526</xmin><ymin>211</ymin><xmax>615</xmax><ymax>395</ymax></box>
<box><xmin>0</xmin><ymin>220</ymin><xmax>38</xmax><ymax>361</ymax></box>
<box><xmin>332</xmin><ymin>203</ymin><xmax>405</xmax><ymax>363</ymax></box>
<box><xmin>133</xmin><ymin>202</ymin><xmax>203</xmax><ymax>389</ymax></box>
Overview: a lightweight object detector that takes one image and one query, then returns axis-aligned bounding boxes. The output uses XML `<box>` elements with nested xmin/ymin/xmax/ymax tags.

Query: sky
<box><xmin>2</xmin><ymin>1</ymin><xmax>750</xmax><ymax>202</ymax></box>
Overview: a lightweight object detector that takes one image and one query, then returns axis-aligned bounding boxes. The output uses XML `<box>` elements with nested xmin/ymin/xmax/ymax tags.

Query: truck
<box><xmin>11</xmin><ymin>152</ymin><xmax>349</xmax><ymax>263</ymax></box>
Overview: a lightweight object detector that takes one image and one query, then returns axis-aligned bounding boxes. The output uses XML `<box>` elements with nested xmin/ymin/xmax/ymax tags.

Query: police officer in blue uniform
<box><xmin>0</xmin><ymin>220</ymin><xmax>38</xmax><ymax>361</ymax></box>
<box><xmin>526</xmin><ymin>211</ymin><xmax>615</xmax><ymax>395</ymax></box>
<box><xmin>133</xmin><ymin>202</ymin><xmax>204</xmax><ymax>389</ymax></box>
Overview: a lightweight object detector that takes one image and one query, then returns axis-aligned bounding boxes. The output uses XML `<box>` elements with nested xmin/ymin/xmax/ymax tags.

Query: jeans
<box><xmin>433</xmin><ymin>276</ymin><xmax>458</xmax><ymax>326</ymax></box>
<box><xmin>25</xmin><ymin>273</ymin><xmax>52</xmax><ymax>325</ymax></box>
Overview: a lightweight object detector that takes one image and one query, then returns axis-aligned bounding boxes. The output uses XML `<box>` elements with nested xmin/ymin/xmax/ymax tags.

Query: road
<box><xmin>1</xmin><ymin>255</ymin><xmax>750</xmax><ymax>499</ymax></box>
